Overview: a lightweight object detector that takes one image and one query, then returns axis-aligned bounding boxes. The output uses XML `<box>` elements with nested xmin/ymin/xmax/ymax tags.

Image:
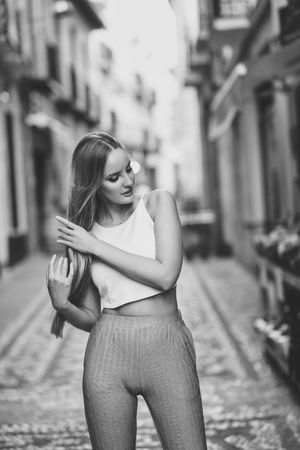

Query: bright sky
<box><xmin>104</xmin><ymin>0</ymin><xmax>178</xmax><ymax>71</ymax></box>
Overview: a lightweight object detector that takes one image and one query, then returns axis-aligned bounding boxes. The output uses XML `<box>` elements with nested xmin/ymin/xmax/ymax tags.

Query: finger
<box><xmin>57</xmin><ymin>239</ymin><xmax>73</xmax><ymax>247</ymax></box>
<box><xmin>49</xmin><ymin>254</ymin><xmax>56</xmax><ymax>279</ymax></box>
<box><xmin>57</xmin><ymin>233</ymin><xmax>73</xmax><ymax>242</ymax></box>
<box><xmin>56</xmin><ymin>216</ymin><xmax>76</xmax><ymax>229</ymax></box>
<box><xmin>67</xmin><ymin>261</ymin><xmax>74</xmax><ymax>280</ymax></box>
<box><xmin>57</xmin><ymin>226</ymin><xmax>73</xmax><ymax>236</ymax></box>
<box><xmin>62</xmin><ymin>257</ymin><xmax>68</xmax><ymax>277</ymax></box>
<box><xmin>56</xmin><ymin>256</ymin><xmax>64</xmax><ymax>274</ymax></box>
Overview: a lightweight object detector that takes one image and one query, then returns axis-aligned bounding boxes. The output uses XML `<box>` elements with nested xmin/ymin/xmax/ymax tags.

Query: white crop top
<box><xmin>91</xmin><ymin>195</ymin><xmax>164</xmax><ymax>309</ymax></box>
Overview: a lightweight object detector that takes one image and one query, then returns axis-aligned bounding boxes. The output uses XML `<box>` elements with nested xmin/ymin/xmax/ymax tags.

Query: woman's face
<box><xmin>100</xmin><ymin>147</ymin><xmax>135</xmax><ymax>205</ymax></box>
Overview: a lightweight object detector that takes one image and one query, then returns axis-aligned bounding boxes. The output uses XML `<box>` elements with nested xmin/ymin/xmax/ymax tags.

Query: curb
<box><xmin>192</xmin><ymin>258</ymin><xmax>260</xmax><ymax>380</ymax></box>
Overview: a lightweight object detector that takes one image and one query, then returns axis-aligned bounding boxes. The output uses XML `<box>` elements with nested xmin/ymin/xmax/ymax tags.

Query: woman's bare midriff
<box><xmin>102</xmin><ymin>286</ymin><xmax>178</xmax><ymax>316</ymax></box>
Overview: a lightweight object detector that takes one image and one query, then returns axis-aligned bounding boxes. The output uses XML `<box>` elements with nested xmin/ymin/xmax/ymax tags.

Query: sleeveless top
<box><xmin>90</xmin><ymin>194</ymin><xmax>163</xmax><ymax>309</ymax></box>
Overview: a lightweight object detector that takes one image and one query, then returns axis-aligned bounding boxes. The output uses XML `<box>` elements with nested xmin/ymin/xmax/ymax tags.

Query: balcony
<box><xmin>53</xmin><ymin>65</ymin><xmax>86</xmax><ymax>116</ymax></box>
<box><xmin>24</xmin><ymin>43</ymin><xmax>60</xmax><ymax>94</ymax></box>
<box><xmin>212</xmin><ymin>0</ymin><xmax>257</xmax><ymax>20</ymax></box>
<box><xmin>51</xmin><ymin>62</ymin><xmax>100</xmax><ymax>123</ymax></box>
<box><xmin>279</xmin><ymin>2</ymin><xmax>300</xmax><ymax>45</ymax></box>
<box><xmin>72</xmin><ymin>72</ymin><xmax>91</xmax><ymax>119</ymax></box>
<box><xmin>185</xmin><ymin>37</ymin><xmax>211</xmax><ymax>90</ymax></box>
<box><xmin>190</xmin><ymin>49</ymin><xmax>210</xmax><ymax>71</ymax></box>
<box><xmin>210</xmin><ymin>0</ymin><xmax>257</xmax><ymax>49</ymax></box>
<box><xmin>184</xmin><ymin>71</ymin><xmax>204</xmax><ymax>88</ymax></box>
<box><xmin>53</xmin><ymin>64</ymin><xmax>73</xmax><ymax>112</ymax></box>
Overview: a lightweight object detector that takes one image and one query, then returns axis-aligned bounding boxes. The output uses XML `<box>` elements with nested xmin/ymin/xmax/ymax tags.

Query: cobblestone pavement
<box><xmin>0</xmin><ymin>256</ymin><xmax>300</xmax><ymax>449</ymax></box>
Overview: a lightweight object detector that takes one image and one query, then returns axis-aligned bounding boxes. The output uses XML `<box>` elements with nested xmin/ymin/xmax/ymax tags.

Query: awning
<box><xmin>208</xmin><ymin>104</ymin><xmax>238</xmax><ymax>142</ymax></box>
<box><xmin>245</xmin><ymin>38</ymin><xmax>300</xmax><ymax>89</ymax></box>
<box><xmin>208</xmin><ymin>38</ymin><xmax>300</xmax><ymax>142</ymax></box>
<box><xmin>208</xmin><ymin>63</ymin><xmax>246</xmax><ymax>142</ymax></box>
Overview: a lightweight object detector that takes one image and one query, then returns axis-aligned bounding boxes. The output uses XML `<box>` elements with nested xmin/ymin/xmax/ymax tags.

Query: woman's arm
<box><xmin>56</xmin><ymin>190</ymin><xmax>183</xmax><ymax>291</ymax></box>
<box><xmin>96</xmin><ymin>190</ymin><xmax>183</xmax><ymax>290</ymax></box>
<box><xmin>47</xmin><ymin>255</ymin><xmax>101</xmax><ymax>332</ymax></box>
<box><xmin>59</xmin><ymin>281</ymin><xmax>100</xmax><ymax>332</ymax></box>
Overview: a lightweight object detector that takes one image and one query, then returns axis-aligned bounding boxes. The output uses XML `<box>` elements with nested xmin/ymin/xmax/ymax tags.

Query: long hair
<box><xmin>51</xmin><ymin>131</ymin><xmax>125</xmax><ymax>338</ymax></box>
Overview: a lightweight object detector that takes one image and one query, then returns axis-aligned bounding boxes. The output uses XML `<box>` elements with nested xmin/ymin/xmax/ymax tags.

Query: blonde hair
<box><xmin>51</xmin><ymin>131</ymin><xmax>125</xmax><ymax>337</ymax></box>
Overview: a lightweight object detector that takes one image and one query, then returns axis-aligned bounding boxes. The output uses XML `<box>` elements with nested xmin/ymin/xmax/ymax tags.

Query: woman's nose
<box><xmin>124</xmin><ymin>172</ymin><xmax>133</xmax><ymax>185</ymax></box>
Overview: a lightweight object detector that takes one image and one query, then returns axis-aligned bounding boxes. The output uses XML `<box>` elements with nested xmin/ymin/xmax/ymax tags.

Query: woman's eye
<box><xmin>109</xmin><ymin>175</ymin><xmax>119</xmax><ymax>182</ymax></box>
<box><xmin>126</xmin><ymin>166</ymin><xmax>133</xmax><ymax>173</ymax></box>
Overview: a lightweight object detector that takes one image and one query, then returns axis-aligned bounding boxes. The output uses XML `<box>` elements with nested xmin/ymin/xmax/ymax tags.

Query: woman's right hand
<box><xmin>46</xmin><ymin>255</ymin><xmax>74</xmax><ymax>312</ymax></box>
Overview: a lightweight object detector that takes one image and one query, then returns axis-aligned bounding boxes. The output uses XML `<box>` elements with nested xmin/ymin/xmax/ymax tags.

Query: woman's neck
<box><xmin>97</xmin><ymin>195</ymin><xmax>137</xmax><ymax>225</ymax></box>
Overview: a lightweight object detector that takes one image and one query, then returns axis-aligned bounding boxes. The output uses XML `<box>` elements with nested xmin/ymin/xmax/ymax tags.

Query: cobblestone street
<box><xmin>1</xmin><ymin>254</ymin><xmax>300</xmax><ymax>449</ymax></box>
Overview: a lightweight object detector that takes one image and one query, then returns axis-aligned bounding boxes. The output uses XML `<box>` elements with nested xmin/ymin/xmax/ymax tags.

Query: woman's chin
<box><xmin>121</xmin><ymin>196</ymin><xmax>134</xmax><ymax>204</ymax></box>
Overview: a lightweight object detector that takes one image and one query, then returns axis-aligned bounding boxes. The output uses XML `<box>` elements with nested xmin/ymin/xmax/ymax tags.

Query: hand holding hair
<box><xmin>46</xmin><ymin>254</ymin><xmax>74</xmax><ymax>312</ymax></box>
<box><xmin>56</xmin><ymin>216</ymin><xmax>96</xmax><ymax>254</ymax></box>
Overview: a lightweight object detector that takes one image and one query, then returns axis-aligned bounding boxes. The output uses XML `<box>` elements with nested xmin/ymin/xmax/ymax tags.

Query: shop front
<box><xmin>245</xmin><ymin>23</ymin><xmax>300</xmax><ymax>390</ymax></box>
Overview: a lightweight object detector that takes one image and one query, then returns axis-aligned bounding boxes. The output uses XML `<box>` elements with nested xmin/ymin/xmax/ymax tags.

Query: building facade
<box><xmin>168</xmin><ymin>0</ymin><xmax>209</xmax><ymax>205</ymax></box>
<box><xmin>208</xmin><ymin>0</ymin><xmax>300</xmax><ymax>267</ymax></box>
<box><xmin>0</xmin><ymin>0</ymin><xmax>104</xmax><ymax>273</ymax></box>
<box><xmin>0</xmin><ymin>0</ymin><xmax>167</xmax><ymax>274</ymax></box>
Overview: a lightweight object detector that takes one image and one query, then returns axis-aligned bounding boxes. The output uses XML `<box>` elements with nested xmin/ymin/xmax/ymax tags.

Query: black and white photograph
<box><xmin>1</xmin><ymin>0</ymin><xmax>300</xmax><ymax>449</ymax></box>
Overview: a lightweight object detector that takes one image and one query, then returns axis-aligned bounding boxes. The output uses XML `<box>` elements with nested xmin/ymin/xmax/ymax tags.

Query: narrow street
<box><xmin>0</xmin><ymin>255</ymin><xmax>300</xmax><ymax>449</ymax></box>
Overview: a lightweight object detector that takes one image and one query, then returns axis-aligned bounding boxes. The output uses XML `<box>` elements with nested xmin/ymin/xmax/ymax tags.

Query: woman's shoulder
<box><xmin>144</xmin><ymin>188</ymin><xmax>174</xmax><ymax>201</ymax></box>
<box><xmin>142</xmin><ymin>189</ymin><xmax>176</xmax><ymax>219</ymax></box>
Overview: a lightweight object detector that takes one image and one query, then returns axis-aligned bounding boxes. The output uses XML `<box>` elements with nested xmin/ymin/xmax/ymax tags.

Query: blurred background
<box><xmin>2</xmin><ymin>1</ymin><xmax>300</xmax><ymax>448</ymax></box>
<box><xmin>0</xmin><ymin>0</ymin><xmax>300</xmax><ymax>268</ymax></box>
<box><xmin>1</xmin><ymin>0</ymin><xmax>300</xmax><ymax>272</ymax></box>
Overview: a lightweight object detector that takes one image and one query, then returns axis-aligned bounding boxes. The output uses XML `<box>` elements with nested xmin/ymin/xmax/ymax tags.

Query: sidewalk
<box><xmin>192</xmin><ymin>256</ymin><xmax>273</xmax><ymax>379</ymax></box>
<box><xmin>1</xmin><ymin>254</ymin><xmax>300</xmax><ymax>449</ymax></box>
<box><xmin>0</xmin><ymin>253</ymin><xmax>50</xmax><ymax>355</ymax></box>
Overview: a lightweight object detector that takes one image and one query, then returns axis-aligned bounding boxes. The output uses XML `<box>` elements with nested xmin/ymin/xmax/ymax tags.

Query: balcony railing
<box><xmin>213</xmin><ymin>0</ymin><xmax>257</xmax><ymax>19</ymax></box>
<box><xmin>51</xmin><ymin>62</ymin><xmax>100</xmax><ymax>123</ymax></box>
<box><xmin>190</xmin><ymin>48</ymin><xmax>210</xmax><ymax>71</ymax></box>
<box><xmin>199</xmin><ymin>11</ymin><xmax>211</xmax><ymax>37</ymax></box>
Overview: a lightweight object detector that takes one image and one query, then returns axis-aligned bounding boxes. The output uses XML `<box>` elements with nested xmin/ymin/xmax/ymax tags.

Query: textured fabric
<box><xmin>83</xmin><ymin>309</ymin><xmax>207</xmax><ymax>450</ymax></box>
<box><xmin>90</xmin><ymin>195</ymin><xmax>175</xmax><ymax>308</ymax></box>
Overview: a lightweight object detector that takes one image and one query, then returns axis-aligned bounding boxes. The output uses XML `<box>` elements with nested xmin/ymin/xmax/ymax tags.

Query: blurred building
<box><xmin>174</xmin><ymin>0</ymin><xmax>300</xmax><ymax>267</ymax></box>
<box><xmin>206</xmin><ymin>0</ymin><xmax>258</xmax><ymax>261</ymax></box>
<box><xmin>89</xmin><ymin>0</ymin><xmax>180</xmax><ymax>194</ymax></box>
<box><xmin>0</xmin><ymin>0</ymin><xmax>104</xmax><ymax>272</ymax></box>
<box><xmin>168</xmin><ymin>0</ymin><xmax>208</xmax><ymax>205</ymax></box>
<box><xmin>0</xmin><ymin>0</ymin><xmax>36</xmax><ymax>270</ymax></box>
<box><xmin>89</xmin><ymin>30</ymin><xmax>159</xmax><ymax>189</ymax></box>
<box><xmin>207</xmin><ymin>0</ymin><xmax>300</xmax><ymax>268</ymax></box>
<box><xmin>0</xmin><ymin>0</ymin><xmax>174</xmax><ymax>274</ymax></box>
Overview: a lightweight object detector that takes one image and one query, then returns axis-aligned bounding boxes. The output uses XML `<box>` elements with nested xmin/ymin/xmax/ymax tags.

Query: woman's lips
<box><xmin>122</xmin><ymin>189</ymin><xmax>133</xmax><ymax>196</ymax></box>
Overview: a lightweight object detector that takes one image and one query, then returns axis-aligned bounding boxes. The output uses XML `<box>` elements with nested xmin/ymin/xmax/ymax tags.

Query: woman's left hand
<box><xmin>56</xmin><ymin>216</ymin><xmax>96</xmax><ymax>254</ymax></box>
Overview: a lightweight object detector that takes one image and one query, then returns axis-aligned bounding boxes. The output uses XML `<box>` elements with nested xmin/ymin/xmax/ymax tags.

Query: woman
<box><xmin>46</xmin><ymin>131</ymin><xmax>207</xmax><ymax>450</ymax></box>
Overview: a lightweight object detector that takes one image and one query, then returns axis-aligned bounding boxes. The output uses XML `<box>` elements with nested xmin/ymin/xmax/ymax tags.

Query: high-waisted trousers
<box><xmin>83</xmin><ymin>309</ymin><xmax>207</xmax><ymax>450</ymax></box>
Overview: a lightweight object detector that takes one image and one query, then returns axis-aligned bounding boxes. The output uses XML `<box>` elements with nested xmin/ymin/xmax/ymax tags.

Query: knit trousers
<box><xmin>83</xmin><ymin>309</ymin><xmax>207</xmax><ymax>450</ymax></box>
